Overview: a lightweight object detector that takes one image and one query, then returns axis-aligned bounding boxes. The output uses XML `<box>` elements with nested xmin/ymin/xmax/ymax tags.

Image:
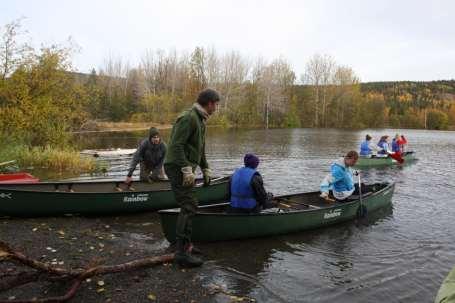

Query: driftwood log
<box><xmin>0</xmin><ymin>240</ymin><xmax>174</xmax><ymax>303</ymax></box>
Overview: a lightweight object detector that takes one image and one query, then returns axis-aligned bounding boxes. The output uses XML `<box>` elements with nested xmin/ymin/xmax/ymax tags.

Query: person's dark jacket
<box><xmin>227</xmin><ymin>173</ymin><xmax>268</xmax><ymax>208</ymax></box>
<box><xmin>127</xmin><ymin>139</ymin><xmax>167</xmax><ymax>177</ymax></box>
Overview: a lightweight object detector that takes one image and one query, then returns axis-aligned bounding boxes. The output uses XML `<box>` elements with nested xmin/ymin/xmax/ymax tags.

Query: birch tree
<box><xmin>0</xmin><ymin>18</ymin><xmax>32</xmax><ymax>80</ymax></box>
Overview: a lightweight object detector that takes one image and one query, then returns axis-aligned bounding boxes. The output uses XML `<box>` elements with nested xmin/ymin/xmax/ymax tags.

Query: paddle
<box><xmin>356</xmin><ymin>171</ymin><xmax>368</xmax><ymax>219</ymax></box>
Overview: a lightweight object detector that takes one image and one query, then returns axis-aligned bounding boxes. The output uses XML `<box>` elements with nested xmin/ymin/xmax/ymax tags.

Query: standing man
<box><xmin>126</xmin><ymin>127</ymin><xmax>167</xmax><ymax>183</ymax></box>
<box><xmin>164</xmin><ymin>88</ymin><xmax>220</xmax><ymax>268</ymax></box>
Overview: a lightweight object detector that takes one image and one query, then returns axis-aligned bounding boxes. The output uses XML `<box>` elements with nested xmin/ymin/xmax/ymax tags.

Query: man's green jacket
<box><xmin>164</xmin><ymin>106</ymin><xmax>208</xmax><ymax>170</ymax></box>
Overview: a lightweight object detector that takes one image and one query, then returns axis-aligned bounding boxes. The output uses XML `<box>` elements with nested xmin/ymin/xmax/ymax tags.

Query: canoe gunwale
<box><xmin>158</xmin><ymin>182</ymin><xmax>395</xmax><ymax>217</ymax></box>
<box><xmin>0</xmin><ymin>176</ymin><xmax>229</xmax><ymax>194</ymax></box>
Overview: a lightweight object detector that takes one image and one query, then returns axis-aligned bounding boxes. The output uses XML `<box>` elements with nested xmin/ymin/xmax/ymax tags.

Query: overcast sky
<box><xmin>1</xmin><ymin>0</ymin><xmax>454</xmax><ymax>82</ymax></box>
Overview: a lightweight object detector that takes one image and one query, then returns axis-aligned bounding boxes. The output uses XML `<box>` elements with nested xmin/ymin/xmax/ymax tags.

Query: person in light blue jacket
<box><xmin>320</xmin><ymin>151</ymin><xmax>359</xmax><ymax>201</ymax></box>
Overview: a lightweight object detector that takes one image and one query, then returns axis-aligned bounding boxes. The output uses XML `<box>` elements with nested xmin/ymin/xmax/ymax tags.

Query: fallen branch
<box><xmin>0</xmin><ymin>240</ymin><xmax>174</xmax><ymax>303</ymax></box>
<box><xmin>0</xmin><ymin>272</ymin><xmax>41</xmax><ymax>292</ymax></box>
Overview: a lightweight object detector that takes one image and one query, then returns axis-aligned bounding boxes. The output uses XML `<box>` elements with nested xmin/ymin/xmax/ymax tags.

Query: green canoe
<box><xmin>159</xmin><ymin>182</ymin><xmax>395</xmax><ymax>242</ymax></box>
<box><xmin>355</xmin><ymin>151</ymin><xmax>416</xmax><ymax>168</ymax></box>
<box><xmin>435</xmin><ymin>266</ymin><xmax>455</xmax><ymax>303</ymax></box>
<box><xmin>0</xmin><ymin>177</ymin><xmax>228</xmax><ymax>217</ymax></box>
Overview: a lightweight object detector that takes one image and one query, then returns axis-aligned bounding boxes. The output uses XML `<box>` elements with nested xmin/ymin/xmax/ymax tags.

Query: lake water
<box><xmin>55</xmin><ymin>128</ymin><xmax>455</xmax><ymax>302</ymax></box>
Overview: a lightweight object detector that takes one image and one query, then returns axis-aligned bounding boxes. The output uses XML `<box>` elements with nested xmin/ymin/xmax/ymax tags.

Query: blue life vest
<box><xmin>360</xmin><ymin>140</ymin><xmax>372</xmax><ymax>156</ymax></box>
<box><xmin>377</xmin><ymin>141</ymin><xmax>388</xmax><ymax>154</ymax></box>
<box><xmin>230</xmin><ymin>167</ymin><xmax>257</xmax><ymax>209</ymax></box>
<box><xmin>391</xmin><ymin>139</ymin><xmax>400</xmax><ymax>152</ymax></box>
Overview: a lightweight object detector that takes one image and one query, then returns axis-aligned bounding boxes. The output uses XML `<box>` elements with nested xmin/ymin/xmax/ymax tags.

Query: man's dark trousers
<box><xmin>164</xmin><ymin>164</ymin><xmax>198</xmax><ymax>244</ymax></box>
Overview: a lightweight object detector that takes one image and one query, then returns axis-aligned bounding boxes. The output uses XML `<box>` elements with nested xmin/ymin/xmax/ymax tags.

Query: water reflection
<box><xmin>198</xmin><ymin>206</ymin><xmax>393</xmax><ymax>302</ymax></box>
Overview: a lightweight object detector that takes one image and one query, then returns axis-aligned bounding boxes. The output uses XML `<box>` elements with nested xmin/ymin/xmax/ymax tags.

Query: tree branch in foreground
<box><xmin>0</xmin><ymin>240</ymin><xmax>174</xmax><ymax>303</ymax></box>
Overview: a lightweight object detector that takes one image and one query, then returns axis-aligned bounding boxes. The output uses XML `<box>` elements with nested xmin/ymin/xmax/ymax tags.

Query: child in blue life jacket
<box><xmin>228</xmin><ymin>153</ymin><xmax>275</xmax><ymax>213</ymax></box>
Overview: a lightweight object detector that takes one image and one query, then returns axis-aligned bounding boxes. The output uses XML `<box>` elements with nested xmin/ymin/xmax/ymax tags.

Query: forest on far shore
<box><xmin>1</xmin><ymin>19</ymin><xmax>454</xmax><ymax>148</ymax></box>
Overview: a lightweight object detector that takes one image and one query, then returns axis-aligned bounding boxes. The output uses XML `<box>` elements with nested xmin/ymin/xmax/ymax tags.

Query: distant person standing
<box><xmin>164</xmin><ymin>88</ymin><xmax>221</xmax><ymax>268</ymax></box>
<box><xmin>126</xmin><ymin>127</ymin><xmax>167</xmax><ymax>183</ymax></box>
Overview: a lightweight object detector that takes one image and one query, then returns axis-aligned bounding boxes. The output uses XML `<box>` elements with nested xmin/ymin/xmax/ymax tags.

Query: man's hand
<box><xmin>181</xmin><ymin>166</ymin><xmax>196</xmax><ymax>187</ymax></box>
<box><xmin>125</xmin><ymin>176</ymin><xmax>133</xmax><ymax>184</ymax></box>
<box><xmin>320</xmin><ymin>192</ymin><xmax>335</xmax><ymax>202</ymax></box>
<box><xmin>202</xmin><ymin>168</ymin><xmax>211</xmax><ymax>186</ymax></box>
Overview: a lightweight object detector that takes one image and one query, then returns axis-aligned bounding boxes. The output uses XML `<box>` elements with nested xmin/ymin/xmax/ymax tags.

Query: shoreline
<box><xmin>72</xmin><ymin>120</ymin><xmax>455</xmax><ymax>134</ymax></box>
<box><xmin>73</xmin><ymin>121</ymin><xmax>173</xmax><ymax>134</ymax></box>
<box><xmin>0</xmin><ymin>213</ymin><xmax>237</xmax><ymax>302</ymax></box>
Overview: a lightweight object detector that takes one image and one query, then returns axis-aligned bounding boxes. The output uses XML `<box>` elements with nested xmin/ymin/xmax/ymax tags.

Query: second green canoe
<box><xmin>159</xmin><ymin>182</ymin><xmax>395</xmax><ymax>242</ymax></box>
<box><xmin>355</xmin><ymin>151</ymin><xmax>416</xmax><ymax>168</ymax></box>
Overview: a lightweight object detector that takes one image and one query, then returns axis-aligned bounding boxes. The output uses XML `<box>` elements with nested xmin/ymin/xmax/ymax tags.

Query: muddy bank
<box><xmin>0</xmin><ymin>213</ymin><xmax>255</xmax><ymax>303</ymax></box>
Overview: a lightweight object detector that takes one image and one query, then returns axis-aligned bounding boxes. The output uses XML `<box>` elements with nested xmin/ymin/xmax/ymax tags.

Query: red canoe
<box><xmin>0</xmin><ymin>173</ymin><xmax>40</xmax><ymax>184</ymax></box>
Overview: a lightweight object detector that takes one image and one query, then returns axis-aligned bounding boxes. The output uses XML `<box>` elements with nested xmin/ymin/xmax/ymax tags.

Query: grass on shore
<box><xmin>0</xmin><ymin>144</ymin><xmax>98</xmax><ymax>174</ymax></box>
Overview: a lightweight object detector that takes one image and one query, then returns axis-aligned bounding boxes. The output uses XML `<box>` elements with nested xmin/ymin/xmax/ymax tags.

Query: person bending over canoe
<box><xmin>359</xmin><ymin>134</ymin><xmax>380</xmax><ymax>157</ymax></box>
<box><xmin>320</xmin><ymin>151</ymin><xmax>359</xmax><ymax>201</ymax></box>
<box><xmin>126</xmin><ymin>127</ymin><xmax>167</xmax><ymax>183</ymax></box>
<box><xmin>164</xmin><ymin>88</ymin><xmax>220</xmax><ymax>268</ymax></box>
<box><xmin>227</xmin><ymin>153</ymin><xmax>275</xmax><ymax>214</ymax></box>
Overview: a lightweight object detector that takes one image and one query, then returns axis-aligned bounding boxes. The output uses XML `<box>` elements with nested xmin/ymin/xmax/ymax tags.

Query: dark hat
<box><xmin>244</xmin><ymin>153</ymin><xmax>260</xmax><ymax>169</ymax></box>
<box><xmin>149</xmin><ymin>127</ymin><xmax>159</xmax><ymax>138</ymax></box>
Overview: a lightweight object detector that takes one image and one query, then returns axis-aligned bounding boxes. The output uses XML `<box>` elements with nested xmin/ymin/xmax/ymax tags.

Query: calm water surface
<box><xmin>73</xmin><ymin>128</ymin><xmax>455</xmax><ymax>302</ymax></box>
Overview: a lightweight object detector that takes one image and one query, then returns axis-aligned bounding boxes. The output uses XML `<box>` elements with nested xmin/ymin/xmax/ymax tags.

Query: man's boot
<box><xmin>174</xmin><ymin>239</ymin><xmax>203</xmax><ymax>268</ymax></box>
<box><xmin>184</xmin><ymin>242</ymin><xmax>203</xmax><ymax>255</ymax></box>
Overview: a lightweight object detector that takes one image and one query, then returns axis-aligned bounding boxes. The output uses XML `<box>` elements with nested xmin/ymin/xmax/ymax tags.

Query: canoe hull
<box><xmin>0</xmin><ymin>178</ymin><xmax>228</xmax><ymax>217</ymax></box>
<box><xmin>0</xmin><ymin>173</ymin><xmax>39</xmax><ymax>184</ymax></box>
<box><xmin>355</xmin><ymin>152</ymin><xmax>416</xmax><ymax>168</ymax></box>
<box><xmin>159</xmin><ymin>183</ymin><xmax>395</xmax><ymax>242</ymax></box>
<box><xmin>435</xmin><ymin>266</ymin><xmax>455</xmax><ymax>303</ymax></box>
